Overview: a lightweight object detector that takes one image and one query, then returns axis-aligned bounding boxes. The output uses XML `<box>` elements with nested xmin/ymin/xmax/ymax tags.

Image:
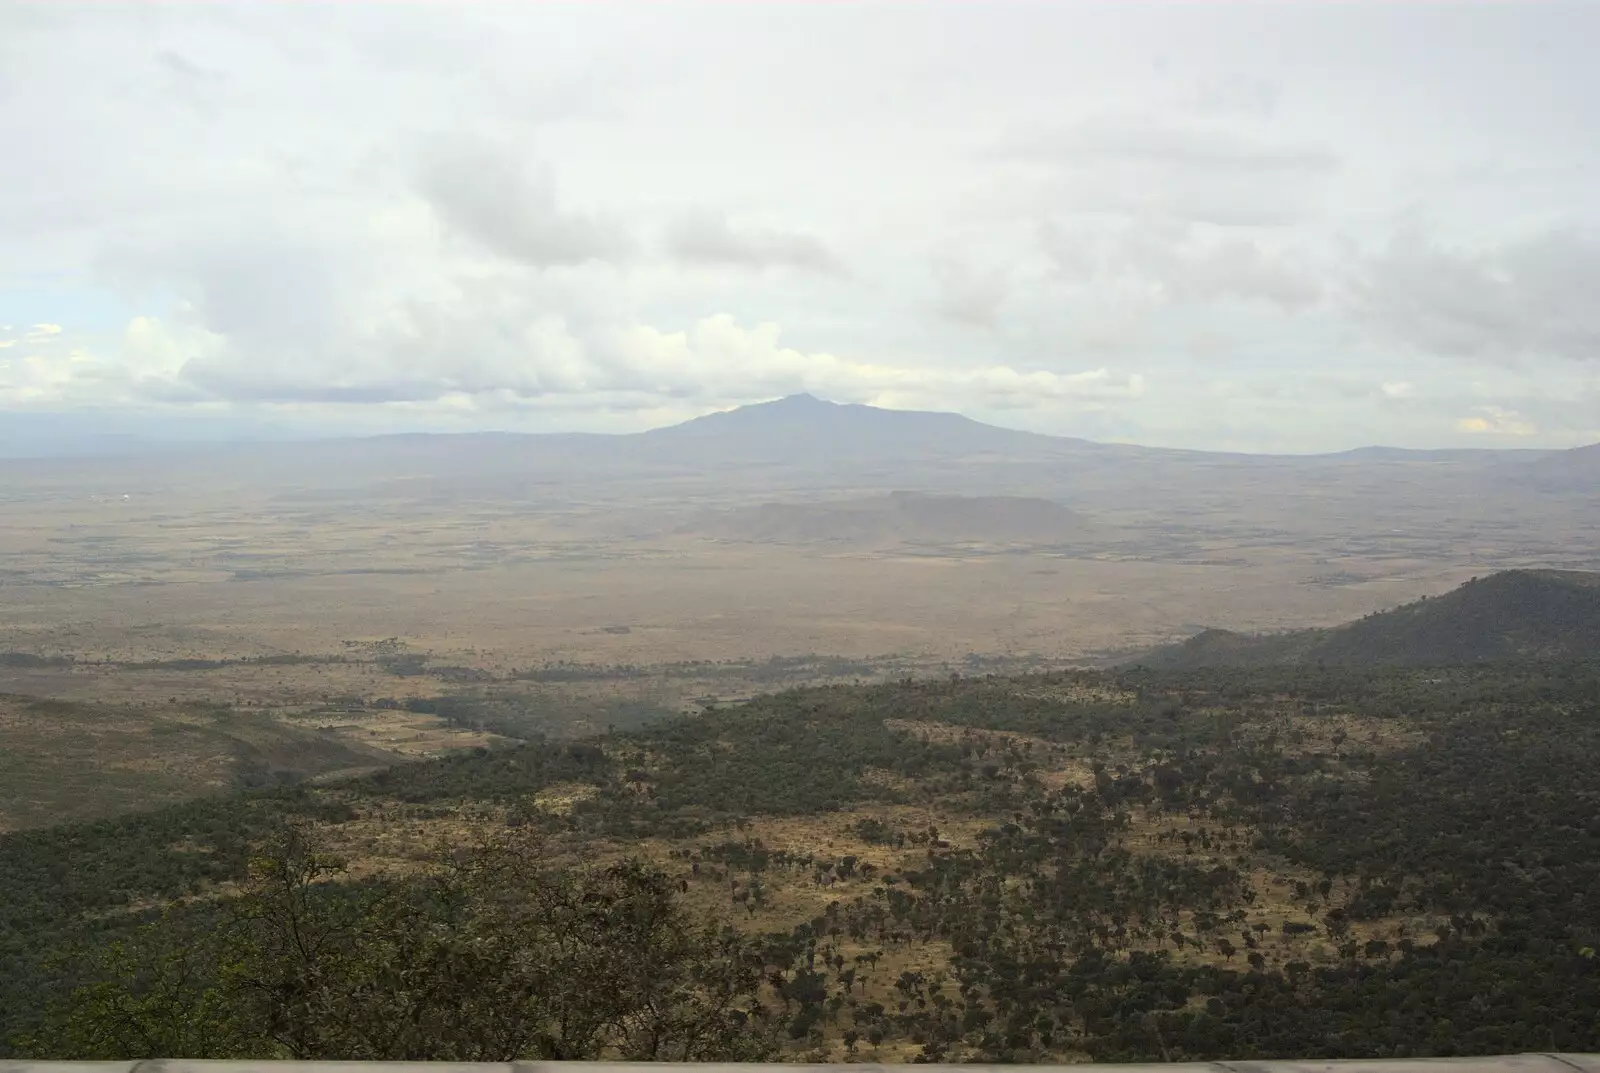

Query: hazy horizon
<box><xmin>0</xmin><ymin>391</ymin><xmax>1585</xmax><ymax>461</ymax></box>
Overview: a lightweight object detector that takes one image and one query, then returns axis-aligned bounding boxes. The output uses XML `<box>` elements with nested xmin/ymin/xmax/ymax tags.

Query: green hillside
<box><xmin>1133</xmin><ymin>570</ymin><xmax>1600</xmax><ymax>670</ymax></box>
<box><xmin>6</xmin><ymin>661</ymin><xmax>1600</xmax><ymax>1061</ymax></box>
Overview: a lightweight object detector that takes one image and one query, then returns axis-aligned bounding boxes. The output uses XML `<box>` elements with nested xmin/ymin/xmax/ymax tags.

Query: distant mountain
<box><xmin>11</xmin><ymin>395</ymin><xmax>1593</xmax><ymax>525</ymax></box>
<box><xmin>1526</xmin><ymin>441</ymin><xmax>1600</xmax><ymax>489</ymax></box>
<box><xmin>197</xmin><ymin>394</ymin><xmax>1118</xmax><ymax>496</ymax></box>
<box><xmin>1131</xmin><ymin>570</ymin><xmax>1600</xmax><ymax>669</ymax></box>
<box><xmin>680</xmin><ymin>490</ymin><xmax>1099</xmax><ymax>547</ymax></box>
<box><xmin>636</xmin><ymin>393</ymin><xmax>1090</xmax><ymax>464</ymax></box>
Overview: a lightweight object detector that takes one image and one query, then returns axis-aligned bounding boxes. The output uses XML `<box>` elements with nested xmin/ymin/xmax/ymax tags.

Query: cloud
<box><xmin>1188</xmin><ymin>75</ymin><xmax>1282</xmax><ymax>119</ymax></box>
<box><xmin>1456</xmin><ymin>405</ymin><xmax>1538</xmax><ymax>437</ymax></box>
<box><xmin>26</xmin><ymin>307</ymin><xmax>1142</xmax><ymax>422</ymax></box>
<box><xmin>953</xmin><ymin>367</ymin><xmax>1147</xmax><ymax>411</ymax></box>
<box><xmin>1018</xmin><ymin>114</ymin><xmax>1335</xmax><ymax>175</ymax></box>
<box><xmin>1176</xmin><ymin>239</ymin><xmax>1322</xmax><ymax>308</ymax></box>
<box><xmin>154</xmin><ymin>48</ymin><xmax>225</xmax><ymax>112</ymax></box>
<box><xmin>0</xmin><ymin>316</ymin><xmax>209</xmax><ymax>409</ymax></box>
<box><xmin>0</xmin><ymin>347</ymin><xmax>96</xmax><ymax>406</ymax></box>
<box><xmin>540</xmin><ymin>314</ymin><xmax>1144</xmax><ymax>415</ymax></box>
<box><xmin>128</xmin><ymin>232</ymin><xmax>356</xmax><ymax>350</ymax></box>
<box><xmin>1350</xmin><ymin>225</ymin><xmax>1600</xmax><ymax>364</ymax></box>
<box><xmin>123</xmin><ymin>314</ymin><xmax>221</xmax><ymax>378</ymax></box>
<box><xmin>664</xmin><ymin>211</ymin><xmax>841</xmax><ymax>274</ymax></box>
<box><xmin>417</xmin><ymin>134</ymin><xmax>634</xmax><ymax>268</ymax></box>
<box><xmin>930</xmin><ymin>257</ymin><xmax>1011</xmax><ymax>328</ymax></box>
<box><xmin>24</xmin><ymin>324</ymin><xmax>63</xmax><ymax>342</ymax></box>
<box><xmin>1354</xmin><ymin>226</ymin><xmax>1600</xmax><ymax>364</ymax></box>
<box><xmin>1040</xmin><ymin>221</ymin><xmax>1322</xmax><ymax>310</ymax></box>
<box><xmin>996</xmin><ymin>113</ymin><xmax>1338</xmax><ymax>227</ymax></box>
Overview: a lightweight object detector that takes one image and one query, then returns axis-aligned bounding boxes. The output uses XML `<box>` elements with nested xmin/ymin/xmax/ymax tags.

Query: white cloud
<box><xmin>123</xmin><ymin>314</ymin><xmax>222</xmax><ymax>378</ymax></box>
<box><xmin>19</xmin><ymin>308</ymin><xmax>1141</xmax><ymax>425</ymax></box>
<box><xmin>664</xmin><ymin>211</ymin><xmax>841</xmax><ymax>274</ymax></box>
<box><xmin>0</xmin><ymin>348</ymin><xmax>94</xmax><ymax>406</ymax></box>
<box><xmin>1456</xmin><ymin>406</ymin><xmax>1538</xmax><ymax>437</ymax></box>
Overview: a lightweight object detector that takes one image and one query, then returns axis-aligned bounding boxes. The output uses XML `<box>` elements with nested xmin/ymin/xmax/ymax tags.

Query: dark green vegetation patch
<box><xmin>1136</xmin><ymin>570</ymin><xmax>1600</xmax><ymax>669</ymax></box>
<box><xmin>4</xmin><ymin>660</ymin><xmax>1600</xmax><ymax>1060</ymax></box>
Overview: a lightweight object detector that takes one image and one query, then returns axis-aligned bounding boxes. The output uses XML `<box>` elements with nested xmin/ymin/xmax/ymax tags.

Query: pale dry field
<box><xmin>0</xmin><ymin>492</ymin><xmax>1545</xmax><ymax>668</ymax></box>
<box><xmin>2</xmin><ymin>441</ymin><xmax>1595</xmax><ymax>829</ymax></box>
<box><xmin>6</xmin><ymin>423</ymin><xmax>1596</xmax><ymax>671</ymax></box>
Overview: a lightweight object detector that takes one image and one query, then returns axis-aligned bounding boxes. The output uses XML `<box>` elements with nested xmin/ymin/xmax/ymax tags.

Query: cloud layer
<box><xmin>1</xmin><ymin>3</ymin><xmax>1598</xmax><ymax>450</ymax></box>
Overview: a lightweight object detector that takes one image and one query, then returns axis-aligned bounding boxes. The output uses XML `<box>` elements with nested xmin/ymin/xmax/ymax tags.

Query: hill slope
<box><xmin>1133</xmin><ymin>569</ymin><xmax>1600</xmax><ymax>669</ymax></box>
<box><xmin>0</xmin><ymin>694</ymin><xmax>408</xmax><ymax>831</ymax></box>
<box><xmin>1526</xmin><ymin>440</ymin><xmax>1600</xmax><ymax>490</ymax></box>
<box><xmin>7</xmin><ymin>663</ymin><xmax>1600</xmax><ymax>1059</ymax></box>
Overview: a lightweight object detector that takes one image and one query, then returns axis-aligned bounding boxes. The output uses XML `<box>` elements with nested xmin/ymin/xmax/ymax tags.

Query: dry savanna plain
<box><xmin>1</xmin><ymin>402</ymin><xmax>1598</xmax><ymax>833</ymax></box>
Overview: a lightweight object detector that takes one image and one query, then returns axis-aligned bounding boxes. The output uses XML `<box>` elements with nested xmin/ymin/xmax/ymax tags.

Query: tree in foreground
<box><xmin>24</xmin><ymin>824</ymin><xmax>775</xmax><ymax>1061</ymax></box>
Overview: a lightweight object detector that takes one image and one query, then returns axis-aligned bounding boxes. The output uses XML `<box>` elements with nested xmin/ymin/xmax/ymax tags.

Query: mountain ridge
<box><xmin>626</xmin><ymin>393</ymin><xmax>1113</xmax><ymax>468</ymax></box>
<box><xmin>1129</xmin><ymin>569</ymin><xmax>1600</xmax><ymax>669</ymax></box>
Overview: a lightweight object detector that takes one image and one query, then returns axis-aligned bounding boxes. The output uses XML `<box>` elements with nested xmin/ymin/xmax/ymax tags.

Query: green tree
<box><xmin>25</xmin><ymin>824</ymin><xmax>774</xmax><ymax>1061</ymax></box>
<box><xmin>18</xmin><ymin>912</ymin><xmax>255</xmax><ymax>1059</ymax></box>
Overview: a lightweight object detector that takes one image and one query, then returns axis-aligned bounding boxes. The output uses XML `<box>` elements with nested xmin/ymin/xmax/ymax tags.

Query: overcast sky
<box><xmin>2</xmin><ymin>1</ymin><xmax>1597</xmax><ymax>452</ymax></box>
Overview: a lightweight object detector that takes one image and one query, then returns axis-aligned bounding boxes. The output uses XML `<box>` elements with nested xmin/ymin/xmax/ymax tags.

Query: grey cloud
<box><xmin>996</xmin><ymin>113</ymin><xmax>1337</xmax><ymax>227</ymax></box>
<box><xmin>152</xmin><ymin>48</ymin><xmax>226</xmax><ymax>117</ymax></box>
<box><xmin>664</xmin><ymin>210</ymin><xmax>841</xmax><ymax>275</ymax></box>
<box><xmin>1084</xmin><ymin>184</ymin><xmax>1310</xmax><ymax>229</ymax></box>
<box><xmin>1354</xmin><ymin>227</ymin><xmax>1600</xmax><ymax>363</ymax></box>
<box><xmin>155</xmin><ymin>48</ymin><xmax>223</xmax><ymax>89</ymax></box>
<box><xmin>1167</xmin><ymin>239</ymin><xmax>1322</xmax><ymax>308</ymax></box>
<box><xmin>1023</xmin><ymin>114</ymin><xmax>1335</xmax><ymax>175</ymax></box>
<box><xmin>930</xmin><ymin>258</ymin><xmax>1010</xmax><ymax>328</ymax></box>
<box><xmin>1189</xmin><ymin>75</ymin><xmax>1282</xmax><ymax>119</ymax></box>
<box><xmin>1040</xmin><ymin>222</ymin><xmax>1322</xmax><ymax>310</ymax></box>
<box><xmin>94</xmin><ymin>197</ymin><xmax>367</xmax><ymax>361</ymax></box>
<box><xmin>418</xmin><ymin>135</ymin><xmax>633</xmax><ymax>268</ymax></box>
<box><xmin>173</xmin><ymin>359</ymin><xmax>433</xmax><ymax>405</ymax></box>
<box><xmin>187</xmin><ymin>242</ymin><xmax>350</xmax><ymax>348</ymax></box>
